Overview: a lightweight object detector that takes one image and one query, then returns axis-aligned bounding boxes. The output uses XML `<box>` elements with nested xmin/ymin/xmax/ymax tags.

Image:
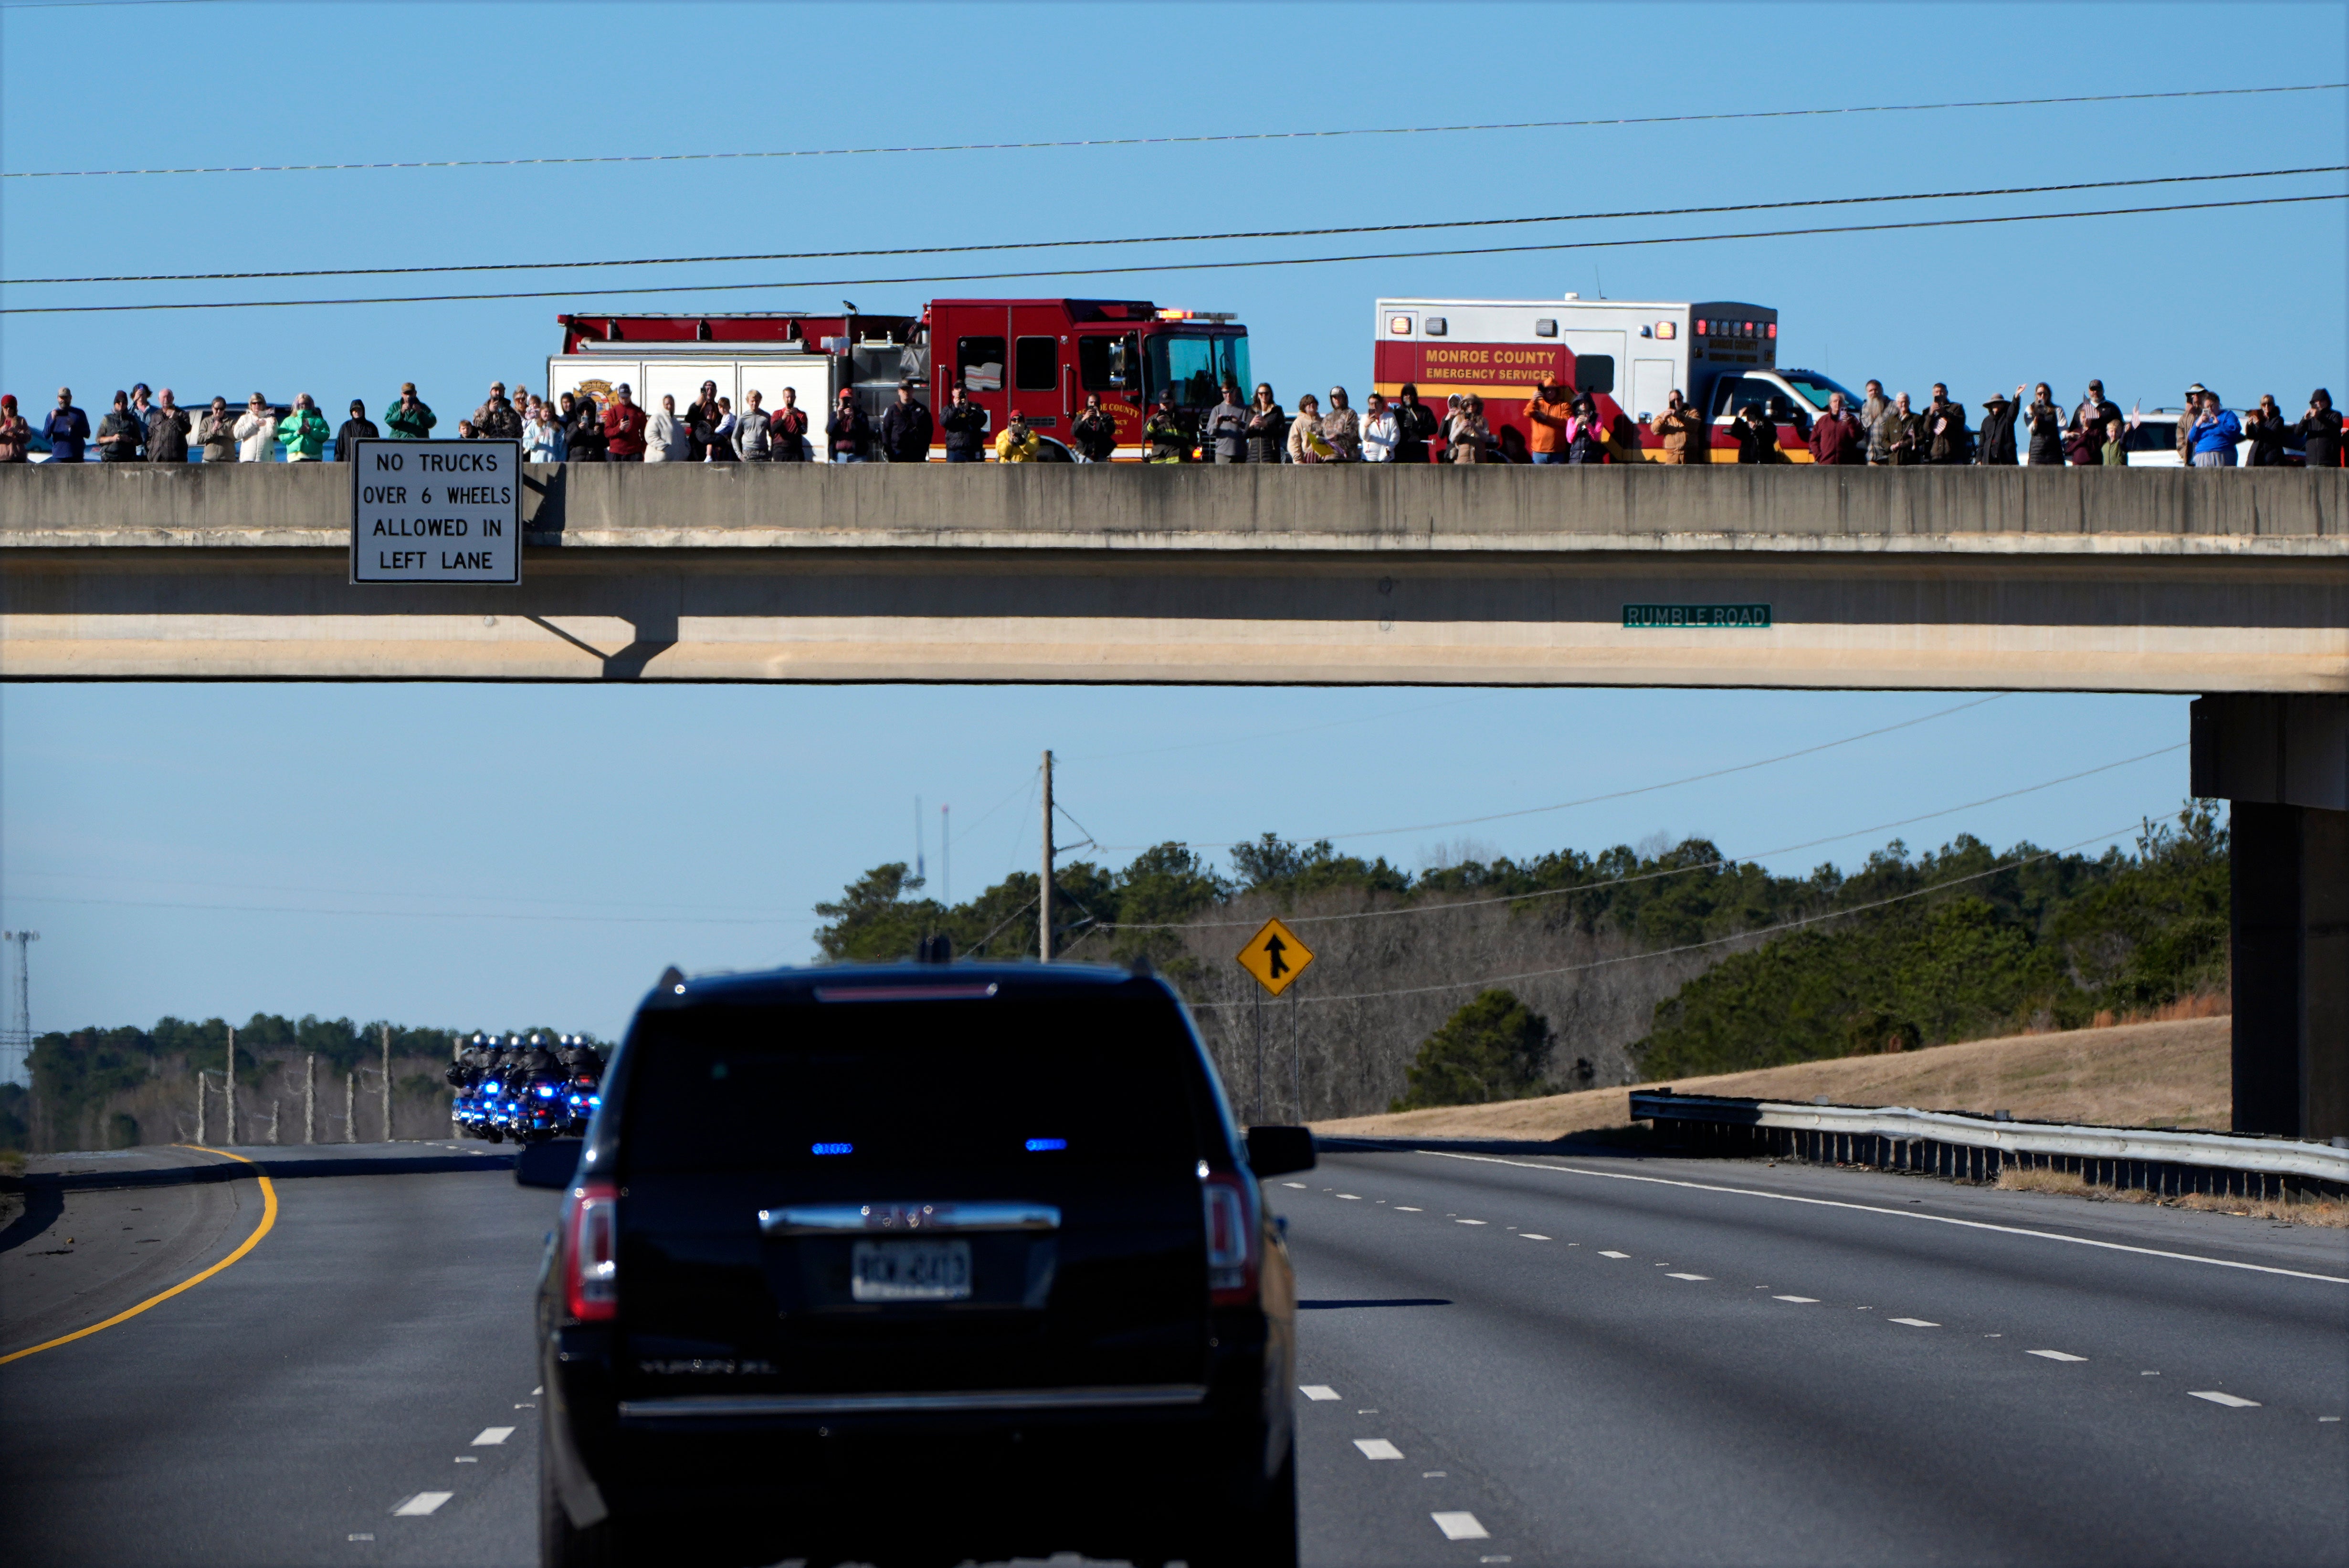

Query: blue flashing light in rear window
<box><xmin>1024</xmin><ymin>1137</ymin><xmax>1068</xmax><ymax>1152</ymax></box>
<box><xmin>811</xmin><ymin>1141</ymin><xmax>853</xmax><ymax>1156</ymax></box>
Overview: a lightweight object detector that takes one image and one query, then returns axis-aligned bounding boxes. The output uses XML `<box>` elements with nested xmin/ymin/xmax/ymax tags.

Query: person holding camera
<box><xmin>2298</xmin><ymin>389</ymin><xmax>2341</xmax><ymax>469</ymax></box>
<box><xmin>2241</xmin><ymin>395</ymin><xmax>2289</xmax><ymax>467</ymax></box>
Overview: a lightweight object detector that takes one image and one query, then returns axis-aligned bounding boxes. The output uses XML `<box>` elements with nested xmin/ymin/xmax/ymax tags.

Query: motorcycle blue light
<box><xmin>589</xmin><ymin>1095</ymin><xmax>601</xmax><ymax>1107</ymax></box>
<box><xmin>537</xmin><ymin>1084</ymin><xmax>557</xmax><ymax>1098</ymax></box>
<box><xmin>1024</xmin><ymin>1137</ymin><xmax>1068</xmax><ymax>1152</ymax></box>
<box><xmin>810</xmin><ymin>1142</ymin><xmax>853</xmax><ymax>1156</ymax></box>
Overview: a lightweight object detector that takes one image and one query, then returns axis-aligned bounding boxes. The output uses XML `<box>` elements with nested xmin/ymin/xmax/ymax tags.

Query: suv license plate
<box><xmin>850</xmin><ymin>1239</ymin><xmax>972</xmax><ymax>1303</ymax></box>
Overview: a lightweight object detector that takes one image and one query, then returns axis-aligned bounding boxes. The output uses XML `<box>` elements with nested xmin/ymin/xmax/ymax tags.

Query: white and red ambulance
<box><xmin>1371</xmin><ymin>295</ymin><xmax>1859</xmax><ymax>460</ymax></box>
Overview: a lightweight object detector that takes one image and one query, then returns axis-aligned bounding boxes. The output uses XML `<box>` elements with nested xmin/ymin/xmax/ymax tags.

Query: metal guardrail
<box><xmin>1630</xmin><ymin>1090</ymin><xmax>2349</xmax><ymax>1198</ymax></box>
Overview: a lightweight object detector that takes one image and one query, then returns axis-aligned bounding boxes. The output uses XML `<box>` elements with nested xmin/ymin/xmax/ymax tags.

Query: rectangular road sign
<box><xmin>349</xmin><ymin>439</ymin><xmax>522</xmax><ymax>585</ymax></box>
<box><xmin>1236</xmin><ymin>916</ymin><xmax>1315</xmax><ymax>997</ymax></box>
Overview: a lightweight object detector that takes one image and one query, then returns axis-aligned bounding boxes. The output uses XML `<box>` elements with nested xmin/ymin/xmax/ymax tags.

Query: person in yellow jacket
<box><xmin>994</xmin><ymin>412</ymin><xmax>1042</xmax><ymax>462</ymax></box>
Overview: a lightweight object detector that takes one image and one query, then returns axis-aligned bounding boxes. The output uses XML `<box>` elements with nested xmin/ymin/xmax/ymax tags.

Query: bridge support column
<box><xmin>2191</xmin><ymin>696</ymin><xmax>2349</xmax><ymax>1139</ymax></box>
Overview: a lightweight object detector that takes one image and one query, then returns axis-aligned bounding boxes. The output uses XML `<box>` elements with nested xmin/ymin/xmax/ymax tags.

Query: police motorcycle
<box><xmin>446</xmin><ymin>1033</ymin><xmax>495</xmax><ymax>1139</ymax></box>
<box><xmin>504</xmin><ymin>1033</ymin><xmax>576</xmax><ymax>1144</ymax></box>
<box><xmin>553</xmin><ymin>1035</ymin><xmax>605</xmax><ymax>1135</ymax></box>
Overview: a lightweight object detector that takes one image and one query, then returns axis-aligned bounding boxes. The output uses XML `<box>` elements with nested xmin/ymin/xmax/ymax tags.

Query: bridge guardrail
<box><xmin>1630</xmin><ymin>1089</ymin><xmax>2349</xmax><ymax>1199</ymax></box>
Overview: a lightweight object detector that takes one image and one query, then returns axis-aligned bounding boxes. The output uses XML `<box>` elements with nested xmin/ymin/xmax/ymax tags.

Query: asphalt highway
<box><xmin>1</xmin><ymin>1138</ymin><xmax>2342</xmax><ymax>1567</ymax></box>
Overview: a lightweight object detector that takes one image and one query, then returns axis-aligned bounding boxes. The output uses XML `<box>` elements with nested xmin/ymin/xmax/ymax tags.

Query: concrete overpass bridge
<box><xmin>2</xmin><ymin>464</ymin><xmax>2343</xmax><ymax>1138</ymax></box>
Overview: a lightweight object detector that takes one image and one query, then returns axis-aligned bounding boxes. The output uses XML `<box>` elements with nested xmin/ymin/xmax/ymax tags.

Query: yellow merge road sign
<box><xmin>1236</xmin><ymin>916</ymin><xmax>1315</xmax><ymax>997</ymax></box>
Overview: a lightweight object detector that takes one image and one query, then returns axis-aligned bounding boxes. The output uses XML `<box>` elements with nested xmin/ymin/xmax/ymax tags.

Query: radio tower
<box><xmin>0</xmin><ymin>931</ymin><xmax>37</xmax><ymax>1088</ymax></box>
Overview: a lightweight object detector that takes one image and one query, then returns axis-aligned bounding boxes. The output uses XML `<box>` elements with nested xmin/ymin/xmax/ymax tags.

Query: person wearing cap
<box><xmin>601</xmin><ymin>383</ymin><xmax>647</xmax><ymax>461</ymax></box>
<box><xmin>1145</xmin><ymin>400</ymin><xmax>1188</xmax><ymax>463</ymax></box>
<box><xmin>233</xmin><ymin>394</ymin><xmax>278</xmax><ymax>462</ymax></box>
<box><xmin>333</xmin><ymin>399</ymin><xmax>379</xmax><ymax>461</ymax></box>
<box><xmin>994</xmin><ymin>410</ymin><xmax>1042</xmax><ymax>463</ymax></box>
<box><xmin>386</xmin><ymin>383</ymin><xmax>436</xmax><ymax>440</ymax></box>
<box><xmin>1322</xmin><ymin>386</ymin><xmax>1361</xmax><ymax>461</ymax></box>
<box><xmin>95</xmin><ymin>390</ymin><xmax>145</xmax><ymax>462</ymax></box>
<box><xmin>275</xmin><ymin>393</ymin><xmax>330</xmax><ymax>462</ymax></box>
<box><xmin>1522</xmin><ymin>383</ymin><xmax>1573</xmax><ymax>463</ymax></box>
<box><xmin>43</xmin><ymin>389</ymin><xmax>90</xmax><ymax>464</ymax></box>
<box><xmin>473</xmin><ymin>381</ymin><xmax>522</xmax><ymax>442</ymax></box>
<box><xmin>146</xmin><ymin>389</ymin><xmax>192</xmax><ymax>463</ymax></box>
<box><xmin>1974</xmin><ymin>389</ymin><xmax>2018</xmax><ymax>466</ymax></box>
<box><xmin>0</xmin><ymin>396</ymin><xmax>31</xmax><ymax>464</ymax></box>
<box><xmin>879</xmin><ymin>380</ymin><xmax>933</xmax><ymax>463</ymax></box>
<box><xmin>2174</xmin><ymin>384</ymin><xmax>2206</xmax><ymax>465</ymax></box>
<box><xmin>827</xmin><ymin>387</ymin><xmax>873</xmax><ymax>463</ymax></box>
<box><xmin>2298</xmin><ymin>389</ymin><xmax>2342</xmax><ymax>470</ymax></box>
<box><xmin>2186</xmin><ymin>389</ymin><xmax>2241</xmax><ymax>467</ymax></box>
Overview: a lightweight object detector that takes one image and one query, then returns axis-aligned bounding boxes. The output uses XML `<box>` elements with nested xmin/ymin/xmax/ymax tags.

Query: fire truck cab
<box><xmin>551</xmin><ymin>299</ymin><xmax>1248</xmax><ymax>459</ymax></box>
<box><xmin>1373</xmin><ymin>296</ymin><xmax>1857</xmax><ymax>460</ymax></box>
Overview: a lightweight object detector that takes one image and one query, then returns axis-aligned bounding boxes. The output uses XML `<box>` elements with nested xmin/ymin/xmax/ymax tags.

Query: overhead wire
<box><xmin>1101</xmin><ymin>743</ymin><xmax>2186</xmax><ymax>931</ymax></box>
<box><xmin>5</xmin><ymin>82</ymin><xmax>2336</xmax><ymax>179</ymax></box>
<box><xmin>1186</xmin><ymin>819</ymin><xmax>2156</xmax><ymax>1010</ymax></box>
<box><xmin>1094</xmin><ymin>693</ymin><xmax>2012</xmax><ymax>854</ymax></box>
<box><xmin>11</xmin><ymin>192</ymin><xmax>2339</xmax><ymax>315</ymax></box>
<box><xmin>7</xmin><ymin>166</ymin><xmax>2335</xmax><ymax>285</ymax></box>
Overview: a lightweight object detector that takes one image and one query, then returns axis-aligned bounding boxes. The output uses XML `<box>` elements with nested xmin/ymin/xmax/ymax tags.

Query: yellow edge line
<box><xmin>0</xmin><ymin>1144</ymin><xmax>278</xmax><ymax>1366</ymax></box>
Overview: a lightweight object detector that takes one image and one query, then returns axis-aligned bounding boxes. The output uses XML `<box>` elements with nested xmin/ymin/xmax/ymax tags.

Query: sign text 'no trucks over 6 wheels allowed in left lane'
<box><xmin>348</xmin><ymin>439</ymin><xmax>522</xmax><ymax>586</ymax></box>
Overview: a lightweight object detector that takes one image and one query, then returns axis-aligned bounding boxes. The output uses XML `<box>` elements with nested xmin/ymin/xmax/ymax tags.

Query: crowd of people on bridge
<box><xmin>1</xmin><ymin>373</ymin><xmax>2339</xmax><ymax>469</ymax></box>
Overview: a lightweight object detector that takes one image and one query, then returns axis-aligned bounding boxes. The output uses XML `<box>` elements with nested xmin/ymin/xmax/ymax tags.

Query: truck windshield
<box><xmin>1146</xmin><ymin>334</ymin><xmax>1248</xmax><ymax>409</ymax></box>
<box><xmin>1778</xmin><ymin>369</ymin><xmax>1860</xmax><ymax>412</ymax></box>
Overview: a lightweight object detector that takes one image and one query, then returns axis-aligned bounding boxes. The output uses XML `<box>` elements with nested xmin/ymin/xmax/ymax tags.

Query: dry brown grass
<box><xmin>1312</xmin><ymin>1014</ymin><xmax>2231</xmax><ymax>1141</ymax></box>
<box><xmin>1996</xmin><ymin>1164</ymin><xmax>2349</xmax><ymax>1228</ymax></box>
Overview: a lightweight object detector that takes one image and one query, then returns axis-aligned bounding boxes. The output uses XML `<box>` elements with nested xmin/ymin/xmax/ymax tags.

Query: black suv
<box><xmin>523</xmin><ymin>961</ymin><xmax>1316</xmax><ymax>1567</ymax></box>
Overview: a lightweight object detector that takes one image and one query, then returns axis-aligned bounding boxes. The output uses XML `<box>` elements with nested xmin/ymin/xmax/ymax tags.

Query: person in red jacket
<box><xmin>1807</xmin><ymin>391</ymin><xmax>1865</xmax><ymax>465</ymax></box>
<box><xmin>601</xmin><ymin>382</ymin><xmax>648</xmax><ymax>461</ymax></box>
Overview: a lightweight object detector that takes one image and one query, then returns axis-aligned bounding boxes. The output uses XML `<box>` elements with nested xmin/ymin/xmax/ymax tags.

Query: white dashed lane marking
<box><xmin>1598</xmin><ymin>1250</ymin><xmax>1630</xmax><ymax>1259</ymax></box>
<box><xmin>1301</xmin><ymin>1385</ymin><xmax>1341</xmax><ymax>1401</ymax></box>
<box><xmin>470</xmin><ymin>1427</ymin><xmax>514</xmax><ymax>1446</ymax></box>
<box><xmin>1772</xmin><ymin>1295</ymin><xmax>1819</xmax><ymax>1303</ymax></box>
<box><xmin>2189</xmin><ymin>1390</ymin><xmax>2262</xmax><ymax>1408</ymax></box>
<box><xmin>1433</xmin><ymin>1512</ymin><xmax>1491</xmax><ymax>1541</ymax></box>
<box><xmin>1394</xmin><ymin>1207</ymin><xmax>1423</xmax><ymax>1212</ymax></box>
<box><xmin>1337</xmin><ymin>1194</ymin><xmax>1361</xmax><ymax>1200</ymax></box>
<box><xmin>1455</xmin><ymin>1219</ymin><xmax>1488</xmax><ymax>1226</ymax></box>
<box><xmin>1888</xmin><ymin>1318</ymin><xmax>1940</xmax><ymax>1328</ymax></box>
<box><xmin>1355</xmin><ymin>1438</ymin><xmax>1404</xmax><ymax>1460</ymax></box>
<box><xmin>1666</xmin><ymin>1273</ymin><xmax>1710</xmax><ymax>1281</ymax></box>
<box><xmin>1519</xmin><ymin>1233</ymin><xmax>1551</xmax><ymax>1242</ymax></box>
<box><xmin>1283</xmin><ymin>1182</ymin><xmax>1308</xmax><ymax>1189</ymax></box>
<box><xmin>2027</xmin><ymin>1350</ymin><xmax>2088</xmax><ymax>1362</ymax></box>
<box><xmin>390</xmin><ymin>1493</ymin><xmax>453</xmax><ymax>1516</ymax></box>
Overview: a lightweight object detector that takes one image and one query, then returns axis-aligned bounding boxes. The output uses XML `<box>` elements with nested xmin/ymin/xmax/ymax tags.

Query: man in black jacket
<box><xmin>473</xmin><ymin>382</ymin><xmax>523</xmax><ymax>442</ymax></box>
<box><xmin>827</xmin><ymin>389</ymin><xmax>874</xmax><ymax>462</ymax></box>
<box><xmin>95</xmin><ymin>391</ymin><xmax>145</xmax><ymax>461</ymax></box>
<box><xmin>334</xmin><ymin>400</ymin><xmax>379</xmax><ymax>460</ymax></box>
<box><xmin>939</xmin><ymin>385</ymin><xmax>988</xmax><ymax>462</ymax></box>
<box><xmin>879</xmin><ymin>381</ymin><xmax>933</xmax><ymax>462</ymax></box>
<box><xmin>1923</xmin><ymin>384</ymin><xmax>1971</xmax><ymax>464</ymax></box>
<box><xmin>1974</xmin><ymin>391</ymin><xmax>2018</xmax><ymax>466</ymax></box>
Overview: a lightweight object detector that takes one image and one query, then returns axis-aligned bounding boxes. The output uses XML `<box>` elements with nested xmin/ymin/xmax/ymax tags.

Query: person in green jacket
<box><xmin>275</xmin><ymin>393</ymin><xmax>331</xmax><ymax>462</ymax></box>
<box><xmin>2099</xmin><ymin>414</ymin><xmax>2129</xmax><ymax>466</ymax></box>
<box><xmin>385</xmin><ymin>381</ymin><xmax>437</xmax><ymax>440</ymax></box>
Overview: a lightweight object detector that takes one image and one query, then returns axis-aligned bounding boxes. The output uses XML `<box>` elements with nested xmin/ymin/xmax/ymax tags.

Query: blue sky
<box><xmin>1</xmin><ymin>3</ymin><xmax>2340</xmax><ymax>1044</ymax></box>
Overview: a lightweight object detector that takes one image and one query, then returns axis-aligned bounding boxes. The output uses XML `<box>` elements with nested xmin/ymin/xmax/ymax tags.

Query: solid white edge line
<box><xmin>1415</xmin><ymin>1150</ymin><xmax>2349</xmax><ymax>1284</ymax></box>
<box><xmin>2187</xmin><ymin>1389</ymin><xmax>2262</xmax><ymax>1407</ymax></box>
<box><xmin>2027</xmin><ymin>1349</ymin><xmax>2088</xmax><ymax>1362</ymax></box>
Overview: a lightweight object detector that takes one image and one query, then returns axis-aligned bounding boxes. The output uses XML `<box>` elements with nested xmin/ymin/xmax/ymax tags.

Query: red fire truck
<box><xmin>549</xmin><ymin>299</ymin><xmax>1249</xmax><ymax>459</ymax></box>
<box><xmin>1373</xmin><ymin>295</ymin><xmax>1859</xmax><ymax>460</ymax></box>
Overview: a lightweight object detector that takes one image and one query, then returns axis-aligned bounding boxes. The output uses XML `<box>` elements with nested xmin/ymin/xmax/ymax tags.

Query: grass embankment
<box><xmin>1312</xmin><ymin>1015</ymin><xmax>2230</xmax><ymax>1141</ymax></box>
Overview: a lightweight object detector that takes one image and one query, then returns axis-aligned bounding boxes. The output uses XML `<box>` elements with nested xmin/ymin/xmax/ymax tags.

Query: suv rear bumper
<box><xmin>616</xmin><ymin>1381</ymin><xmax>1206</xmax><ymax>1425</ymax></box>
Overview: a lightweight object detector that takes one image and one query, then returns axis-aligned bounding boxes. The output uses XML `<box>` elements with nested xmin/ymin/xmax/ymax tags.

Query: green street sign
<box><xmin>1622</xmin><ymin>603</ymin><xmax>1772</xmax><ymax>629</ymax></box>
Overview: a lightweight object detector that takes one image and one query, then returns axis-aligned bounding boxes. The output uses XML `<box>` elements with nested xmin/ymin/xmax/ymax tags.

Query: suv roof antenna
<box><xmin>656</xmin><ymin>965</ymin><xmax>685</xmax><ymax>992</ymax></box>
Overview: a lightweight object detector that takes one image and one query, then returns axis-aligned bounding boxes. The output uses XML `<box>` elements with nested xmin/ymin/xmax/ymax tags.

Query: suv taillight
<box><xmin>1202</xmin><ymin>1172</ymin><xmax>1258</xmax><ymax>1306</ymax></box>
<box><xmin>563</xmin><ymin>1179</ymin><xmax>619</xmax><ymax>1322</ymax></box>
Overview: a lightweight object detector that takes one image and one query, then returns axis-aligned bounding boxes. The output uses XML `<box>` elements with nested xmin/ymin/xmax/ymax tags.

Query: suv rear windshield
<box><xmin>621</xmin><ymin>994</ymin><xmax>1220</xmax><ymax>1175</ymax></box>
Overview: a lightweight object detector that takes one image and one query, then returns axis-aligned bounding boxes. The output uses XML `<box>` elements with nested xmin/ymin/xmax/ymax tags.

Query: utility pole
<box><xmin>195</xmin><ymin>1070</ymin><xmax>206</xmax><ymax>1144</ymax></box>
<box><xmin>224</xmin><ymin>1026</ymin><xmax>237</xmax><ymax>1146</ymax></box>
<box><xmin>304</xmin><ymin>1053</ymin><xmax>316</xmax><ymax>1144</ymax></box>
<box><xmin>381</xmin><ymin>1024</ymin><xmax>392</xmax><ymax>1142</ymax></box>
<box><xmin>914</xmin><ymin>795</ymin><xmax>925</xmax><ymax>886</ymax></box>
<box><xmin>344</xmin><ymin>1068</ymin><xmax>356</xmax><ymax>1144</ymax></box>
<box><xmin>1038</xmin><ymin>750</ymin><xmax>1054</xmax><ymax>962</ymax></box>
<box><xmin>1</xmin><ymin>930</ymin><xmax>37</xmax><ymax>1090</ymax></box>
<box><xmin>941</xmin><ymin>803</ymin><xmax>951</xmax><ymax>905</ymax></box>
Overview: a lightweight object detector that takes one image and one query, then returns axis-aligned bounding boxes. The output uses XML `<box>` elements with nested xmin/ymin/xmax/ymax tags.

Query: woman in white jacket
<box><xmin>643</xmin><ymin>395</ymin><xmax>690</xmax><ymax>463</ymax></box>
<box><xmin>233</xmin><ymin>394</ymin><xmax>277</xmax><ymax>462</ymax></box>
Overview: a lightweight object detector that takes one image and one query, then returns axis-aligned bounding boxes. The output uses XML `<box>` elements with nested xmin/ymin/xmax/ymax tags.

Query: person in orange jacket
<box><xmin>1524</xmin><ymin>383</ymin><xmax>1575</xmax><ymax>463</ymax></box>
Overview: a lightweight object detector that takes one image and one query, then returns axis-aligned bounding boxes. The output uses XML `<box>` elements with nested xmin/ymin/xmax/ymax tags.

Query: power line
<box><xmin>0</xmin><ymin>892</ymin><xmax>810</xmax><ymax>927</ymax></box>
<box><xmin>10</xmin><ymin>166</ymin><xmax>2334</xmax><ymax>286</ymax></box>
<box><xmin>5</xmin><ymin>83</ymin><xmax>2336</xmax><ymax>179</ymax></box>
<box><xmin>1103</xmin><ymin>743</ymin><xmax>2184</xmax><ymax>931</ymax></box>
<box><xmin>1099</xmin><ymin>694</ymin><xmax>2011</xmax><ymax>854</ymax></box>
<box><xmin>11</xmin><ymin>191</ymin><xmax>2337</xmax><ymax>316</ymax></box>
<box><xmin>1187</xmin><ymin>820</ymin><xmax>2154</xmax><ymax>1010</ymax></box>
